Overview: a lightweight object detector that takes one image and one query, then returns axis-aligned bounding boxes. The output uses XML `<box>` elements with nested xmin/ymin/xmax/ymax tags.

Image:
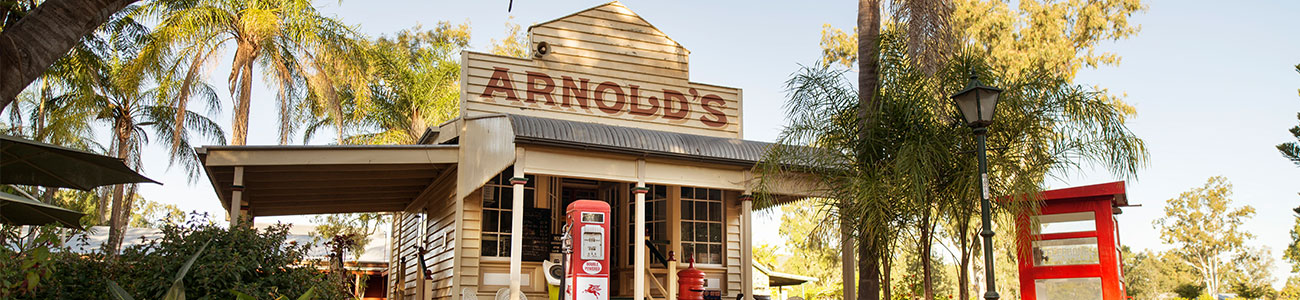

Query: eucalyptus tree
<box><xmin>141</xmin><ymin>0</ymin><xmax>368</xmax><ymax>146</ymax></box>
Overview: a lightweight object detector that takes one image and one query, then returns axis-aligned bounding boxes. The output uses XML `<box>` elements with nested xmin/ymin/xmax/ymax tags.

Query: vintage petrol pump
<box><xmin>563</xmin><ymin>200</ymin><xmax>610</xmax><ymax>300</ymax></box>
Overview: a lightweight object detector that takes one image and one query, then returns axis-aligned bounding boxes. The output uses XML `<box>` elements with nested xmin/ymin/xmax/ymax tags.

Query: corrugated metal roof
<box><xmin>507</xmin><ymin>115</ymin><xmax>772</xmax><ymax>166</ymax></box>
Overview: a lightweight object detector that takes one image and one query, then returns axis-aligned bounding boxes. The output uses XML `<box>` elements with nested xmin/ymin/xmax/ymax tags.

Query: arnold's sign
<box><xmin>458</xmin><ymin>3</ymin><xmax>743</xmax><ymax>138</ymax></box>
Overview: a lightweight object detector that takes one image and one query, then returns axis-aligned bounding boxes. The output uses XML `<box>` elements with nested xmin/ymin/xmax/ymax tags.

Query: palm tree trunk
<box><xmin>842</xmin><ymin>213</ymin><xmax>856</xmax><ymax>300</ymax></box>
<box><xmin>0</xmin><ymin>0</ymin><xmax>137</xmax><ymax>110</ymax></box>
<box><xmin>105</xmin><ymin>122</ymin><xmax>131</xmax><ymax>255</ymax></box>
<box><xmin>856</xmin><ymin>0</ymin><xmax>882</xmax><ymax>298</ymax></box>
<box><xmin>882</xmin><ymin>239</ymin><xmax>892</xmax><ymax>300</ymax></box>
<box><xmin>957</xmin><ymin>215</ymin><xmax>971</xmax><ymax>300</ymax></box>
<box><xmin>232</xmin><ymin>56</ymin><xmax>255</xmax><ymax>145</ymax></box>
<box><xmin>921</xmin><ymin>207</ymin><xmax>934</xmax><ymax>300</ymax></box>
<box><xmin>858</xmin><ymin>232</ymin><xmax>880</xmax><ymax>300</ymax></box>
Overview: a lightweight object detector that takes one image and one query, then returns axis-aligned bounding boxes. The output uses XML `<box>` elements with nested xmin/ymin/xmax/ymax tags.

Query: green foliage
<box><xmin>309</xmin><ymin>213</ymin><xmax>388</xmax><ymax>259</ymax></box>
<box><xmin>1286</xmin><ymin>206</ymin><xmax>1300</xmax><ymax>272</ymax></box>
<box><xmin>1154</xmin><ymin>176</ymin><xmax>1257</xmax><ymax>296</ymax></box>
<box><xmin>14</xmin><ymin>215</ymin><xmax>349</xmax><ymax>299</ymax></box>
<box><xmin>141</xmin><ymin>0</ymin><xmax>370</xmax><ymax>145</ymax></box>
<box><xmin>1279</xmin><ymin>275</ymin><xmax>1300</xmax><ymax>299</ymax></box>
<box><xmin>0</xmin><ymin>226</ymin><xmax>61</xmax><ymax>298</ymax></box>
<box><xmin>230</xmin><ymin>287</ymin><xmax>317</xmax><ymax>300</ymax></box>
<box><xmin>490</xmin><ymin>18</ymin><xmax>529</xmax><ymax>58</ymax></box>
<box><xmin>1173</xmin><ymin>283</ymin><xmax>1205</xmax><ymax>299</ymax></box>
<box><xmin>323</xmin><ymin>22</ymin><xmax>470</xmax><ymax>145</ymax></box>
<box><xmin>763</xmin><ymin>201</ymin><xmax>846</xmax><ymax>300</ymax></box>
<box><xmin>1123</xmin><ymin>247</ymin><xmax>1202</xmax><ymax>299</ymax></box>
<box><xmin>1277</xmin><ymin>64</ymin><xmax>1300</xmax><ymax>167</ymax></box>
<box><xmin>106</xmin><ymin>239</ymin><xmax>211</xmax><ymax>300</ymax></box>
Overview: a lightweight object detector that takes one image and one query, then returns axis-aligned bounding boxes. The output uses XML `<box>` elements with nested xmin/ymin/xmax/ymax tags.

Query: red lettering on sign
<box><xmin>593</xmin><ymin>81</ymin><xmax>626</xmax><ymax>114</ymax></box>
<box><xmin>700</xmin><ymin>94</ymin><xmax>728</xmax><ymax>128</ymax></box>
<box><xmin>661</xmin><ymin>89</ymin><xmax>690</xmax><ymax>120</ymax></box>
<box><xmin>627</xmin><ymin>85</ymin><xmax>659</xmax><ymax>116</ymax></box>
<box><xmin>481</xmin><ymin>67</ymin><xmax>519</xmax><ymax>102</ymax></box>
<box><xmin>561</xmin><ymin>76</ymin><xmax>591</xmax><ymax>109</ymax></box>
<box><xmin>526</xmin><ymin>71</ymin><xmax>557</xmax><ymax>105</ymax></box>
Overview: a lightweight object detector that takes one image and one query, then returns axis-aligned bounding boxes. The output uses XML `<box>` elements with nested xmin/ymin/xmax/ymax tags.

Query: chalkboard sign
<box><xmin>522</xmin><ymin>207</ymin><xmax>552</xmax><ymax>261</ymax></box>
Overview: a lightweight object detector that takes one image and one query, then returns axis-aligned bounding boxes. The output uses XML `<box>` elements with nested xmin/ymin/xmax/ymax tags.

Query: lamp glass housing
<box><xmin>951</xmin><ymin>76</ymin><xmax>1003</xmax><ymax>128</ymax></box>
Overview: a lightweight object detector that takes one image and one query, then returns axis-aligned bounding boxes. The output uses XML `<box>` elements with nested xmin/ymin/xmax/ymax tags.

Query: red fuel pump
<box><xmin>564</xmin><ymin>200</ymin><xmax>610</xmax><ymax>300</ymax></box>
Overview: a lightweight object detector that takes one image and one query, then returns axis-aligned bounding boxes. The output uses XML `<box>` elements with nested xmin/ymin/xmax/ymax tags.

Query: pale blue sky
<box><xmin>129</xmin><ymin>0</ymin><xmax>1300</xmax><ymax>286</ymax></box>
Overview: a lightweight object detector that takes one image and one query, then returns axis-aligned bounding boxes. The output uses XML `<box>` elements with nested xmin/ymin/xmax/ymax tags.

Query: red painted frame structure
<box><xmin>1016</xmin><ymin>181</ymin><xmax>1130</xmax><ymax>300</ymax></box>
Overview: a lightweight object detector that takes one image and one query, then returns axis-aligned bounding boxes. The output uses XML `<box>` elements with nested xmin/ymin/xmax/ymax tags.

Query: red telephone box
<box><xmin>1016</xmin><ymin>181</ymin><xmax>1131</xmax><ymax>300</ymax></box>
<box><xmin>566</xmin><ymin>200</ymin><xmax>610</xmax><ymax>300</ymax></box>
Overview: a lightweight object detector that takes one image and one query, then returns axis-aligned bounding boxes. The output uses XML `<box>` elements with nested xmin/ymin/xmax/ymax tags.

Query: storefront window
<box><xmin>681</xmin><ymin>187</ymin><xmax>723</xmax><ymax>265</ymax></box>
<box><xmin>481</xmin><ymin>168</ymin><xmax>534</xmax><ymax>257</ymax></box>
<box><xmin>1034</xmin><ymin>277</ymin><xmax>1102</xmax><ymax>300</ymax></box>
<box><xmin>628</xmin><ymin>184</ymin><xmax>669</xmax><ymax>265</ymax></box>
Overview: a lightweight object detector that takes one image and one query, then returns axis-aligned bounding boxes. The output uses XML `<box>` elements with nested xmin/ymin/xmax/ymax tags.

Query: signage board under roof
<box><xmin>459</xmin><ymin>1</ymin><xmax>743</xmax><ymax>138</ymax></box>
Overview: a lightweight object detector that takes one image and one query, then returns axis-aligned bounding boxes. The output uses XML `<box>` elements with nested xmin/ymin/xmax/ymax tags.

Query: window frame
<box><xmin>479</xmin><ymin>169</ymin><xmax>534</xmax><ymax>258</ymax></box>
<box><xmin>679</xmin><ymin>186</ymin><xmax>725</xmax><ymax>266</ymax></box>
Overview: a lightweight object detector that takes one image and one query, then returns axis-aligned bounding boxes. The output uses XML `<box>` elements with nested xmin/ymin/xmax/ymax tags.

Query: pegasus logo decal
<box><xmin>584</xmin><ymin>284</ymin><xmax>602</xmax><ymax>298</ymax></box>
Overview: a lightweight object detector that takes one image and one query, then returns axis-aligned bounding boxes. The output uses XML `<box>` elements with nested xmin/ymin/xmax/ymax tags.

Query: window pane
<box><xmin>697</xmin><ymin>244</ymin><xmax>709</xmax><ymax>264</ymax></box>
<box><xmin>1034</xmin><ymin>278</ymin><xmax>1102</xmax><ymax>300</ymax></box>
<box><xmin>484</xmin><ymin>187</ymin><xmax>498</xmax><ymax>208</ymax></box>
<box><xmin>501</xmin><ymin>211</ymin><xmax>512</xmax><ymax>231</ymax></box>
<box><xmin>695</xmin><ymin>202</ymin><xmax>708</xmax><ymax>221</ymax></box>
<box><xmin>709</xmin><ymin>244</ymin><xmax>722</xmax><ymax>264</ymax></box>
<box><xmin>654</xmin><ymin>223</ymin><xmax>666</xmax><ymax>241</ymax></box>
<box><xmin>654</xmin><ymin>185</ymin><xmax>667</xmax><ymax>199</ymax></box>
<box><xmin>682</xmin><ymin>201</ymin><xmax>694</xmax><ymax>220</ymax></box>
<box><xmin>681</xmin><ymin>187</ymin><xmax>694</xmax><ymax>199</ymax></box>
<box><xmin>482</xmin><ymin>234</ymin><xmax>499</xmax><ymax>257</ymax></box>
<box><xmin>501</xmin><ymin>188</ymin><xmax>513</xmax><ymax>208</ymax></box>
<box><xmin>696</xmin><ymin>188</ymin><xmax>708</xmax><ymax>199</ymax></box>
<box><xmin>682</xmin><ymin>244</ymin><xmax>694</xmax><ymax>262</ymax></box>
<box><xmin>484</xmin><ymin>211</ymin><xmax>499</xmax><ymax>232</ymax></box>
<box><xmin>708</xmin><ymin>189</ymin><xmax>722</xmax><ymax>201</ymax></box>
<box><xmin>500</xmin><ymin>234</ymin><xmax>511</xmax><ymax>256</ymax></box>
<box><xmin>656</xmin><ymin>202</ymin><xmax>668</xmax><ymax>220</ymax></box>
<box><xmin>524</xmin><ymin>174</ymin><xmax>535</xmax><ymax>187</ymax></box>
<box><xmin>523</xmin><ymin>188</ymin><xmax>534</xmax><ymax>206</ymax></box>
<box><xmin>709</xmin><ymin>203</ymin><xmax>722</xmax><ymax>222</ymax></box>
<box><xmin>1033</xmin><ymin>237</ymin><xmax>1100</xmax><ymax>266</ymax></box>
<box><xmin>709</xmin><ymin>223</ymin><xmax>722</xmax><ymax>243</ymax></box>
<box><xmin>1035</xmin><ymin>212</ymin><xmax>1096</xmax><ymax>234</ymax></box>
<box><xmin>682</xmin><ymin>222</ymin><xmax>695</xmax><ymax>242</ymax></box>
<box><xmin>695</xmin><ymin>223</ymin><xmax>709</xmax><ymax>242</ymax></box>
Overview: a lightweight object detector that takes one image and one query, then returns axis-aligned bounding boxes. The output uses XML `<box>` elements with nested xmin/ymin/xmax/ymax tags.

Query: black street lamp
<box><xmin>950</xmin><ymin>73</ymin><xmax>1003</xmax><ymax>300</ymax></box>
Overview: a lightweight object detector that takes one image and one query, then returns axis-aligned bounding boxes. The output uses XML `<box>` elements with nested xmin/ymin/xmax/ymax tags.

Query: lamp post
<box><xmin>950</xmin><ymin>73</ymin><xmax>1003</xmax><ymax>300</ymax></box>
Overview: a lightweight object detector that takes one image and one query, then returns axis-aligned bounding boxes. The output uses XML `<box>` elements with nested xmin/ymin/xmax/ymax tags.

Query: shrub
<box><xmin>16</xmin><ymin>214</ymin><xmax>350</xmax><ymax>299</ymax></box>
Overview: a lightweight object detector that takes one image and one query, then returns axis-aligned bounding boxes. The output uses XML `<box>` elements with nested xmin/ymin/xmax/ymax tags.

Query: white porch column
<box><xmin>229</xmin><ymin>166</ymin><xmax>244</xmax><ymax>228</ymax></box>
<box><xmin>740</xmin><ymin>194</ymin><xmax>754</xmax><ymax>300</ymax></box>
<box><xmin>633</xmin><ymin>159</ymin><xmax>647</xmax><ymax>300</ymax></box>
<box><xmin>510</xmin><ymin>149</ymin><xmax>527</xmax><ymax>300</ymax></box>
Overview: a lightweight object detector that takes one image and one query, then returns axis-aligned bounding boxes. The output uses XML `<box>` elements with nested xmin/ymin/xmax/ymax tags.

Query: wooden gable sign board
<box><xmin>460</xmin><ymin>1</ymin><xmax>743</xmax><ymax>138</ymax></box>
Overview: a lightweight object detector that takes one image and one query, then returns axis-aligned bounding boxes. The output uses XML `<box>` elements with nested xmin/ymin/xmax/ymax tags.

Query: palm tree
<box><xmin>0</xmin><ymin>0</ymin><xmax>140</xmax><ymax>111</ymax></box>
<box><xmin>141</xmin><ymin>0</ymin><xmax>368</xmax><ymax>146</ymax></box>
<box><xmin>759</xmin><ymin>28</ymin><xmax>1145</xmax><ymax>300</ymax></box>
<box><xmin>64</xmin><ymin>16</ymin><xmax>227</xmax><ymax>253</ymax></box>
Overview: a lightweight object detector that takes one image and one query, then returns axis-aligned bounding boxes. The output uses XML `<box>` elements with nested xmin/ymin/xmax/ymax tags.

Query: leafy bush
<box><xmin>13</xmin><ymin>215</ymin><xmax>350</xmax><ymax>299</ymax></box>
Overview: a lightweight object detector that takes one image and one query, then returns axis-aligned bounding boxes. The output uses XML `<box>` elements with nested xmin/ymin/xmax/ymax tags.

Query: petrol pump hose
<box><xmin>559</xmin><ymin>222</ymin><xmax>572</xmax><ymax>300</ymax></box>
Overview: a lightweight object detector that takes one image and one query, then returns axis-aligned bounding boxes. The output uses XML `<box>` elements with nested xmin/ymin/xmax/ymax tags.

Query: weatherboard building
<box><xmin>198</xmin><ymin>3</ymin><xmax>817</xmax><ymax>300</ymax></box>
